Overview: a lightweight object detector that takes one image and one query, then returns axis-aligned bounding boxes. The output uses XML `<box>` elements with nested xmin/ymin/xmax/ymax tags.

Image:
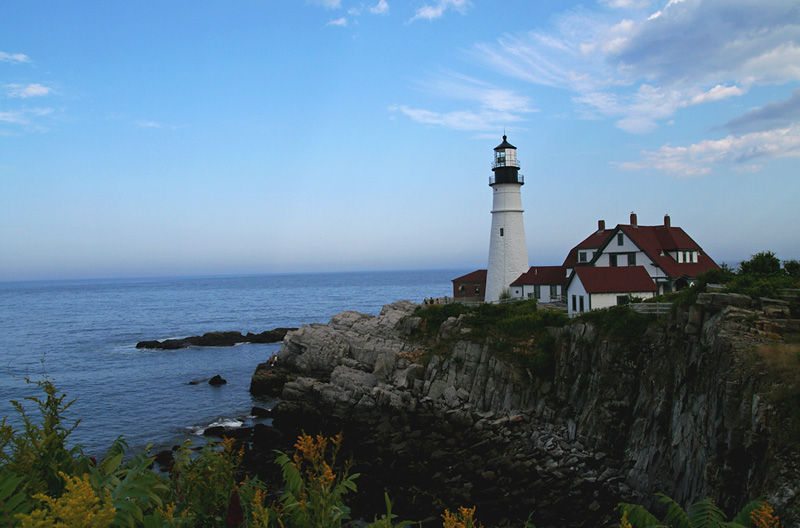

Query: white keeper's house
<box><xmin>452</xmin><ymin>138</ymin><xmax>720</xmax><ymax>314</ymax></box>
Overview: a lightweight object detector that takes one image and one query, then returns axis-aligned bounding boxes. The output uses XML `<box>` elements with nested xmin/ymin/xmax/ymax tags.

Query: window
<box><xmin>572</xmin><ymin>295</ymin><xmax>577</xmax><ymax>311</ymax></box>
<box><xmin>474</xmin><ymin>285</ymin><xmax>480</xmax><ymax>295</ymax></box>
<box><xmin>617</xmin><ymin>233</ymin><xmax>624</xmax><ymax>246</ymax></box>
<box><xmin>550</xmin><ymin>284</ymin><xmax>558</xmax><ymax>297</ymax></box>
<box><xmin>609</xmin><ymin>254</ymin><xmax>618</xmax><ymax>267</ymax></box>
<box><xmin>500</xmin><ymin>228</ymin><xmax>504</xmax><ymax>236</ymax></box>
<box><xmin>579</xmin><ymin>252</ymin><xmax>587</xmax><ymax>262</ymax></box>
<box><xmin>677</xmin><ymin>251</ymin><xmax>683</xmax><ymax>263</ymax></box>
<box><xmin>534</xmin><ymin>284</ymin><xmax>541</xmax><ymax>299</ymax></box>
<box><xmin>579</xmin><ymin>296</ymin><xmax>585</xmax><ymax>312</ymax></box>
<box><xmin>693</xmin><ymin>251</ymin><xmax>698</xmax><ymax>263</ymax></box>
<box><xmin>628</xmin><ymin>253</ymin><xmax>636</xmax><ymax>266</ymax></box>
<box><xmin>617</xmin><ymin>295</ymin><xmax>628</xmax><ymax>305</ymax></box>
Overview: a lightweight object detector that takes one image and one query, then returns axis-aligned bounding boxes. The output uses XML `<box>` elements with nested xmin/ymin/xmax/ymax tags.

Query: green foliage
<box><xmin>739</xmin><ymin>251</ymin><xmax>782</xmax><ymax>277</ymax></box>
<box><xmin>411</xmin><ymin>301</ymin><xmax>565</xmax><ymax>379</ymax></box>
<box><xmin>618</xmin><ymin>494</ymin><xmax>778</xmax><ymax>528</ymax></box>
<box><xmin>275</xmin><ymin>433</ymin><xmax>358</xmax><ymax>528</ymax></box>
<box><xmin>0</xmin><ymin>379</ymin><xmax>86</xmax><ymax>498</ymax></box>
<box><xmin>574</xmin><ymin>305</ymin><xmax>653</xmax><ymax>341</ymax></box>
<box><xmin>0</xmin><ymin>472</ymin><xmax>32</xmax><ymax>526</ymax></box>
<box><xmin>88</xmin><ymin>438</ymin><xmax>169</xmax><ymax>528</ymax></box>
<box><xmin>169</xmin><ymin>438</ymin><xmax>242</xmax><ymax>527</ymax></box>
<box><xmin>411</xmin><ymin>303</ymin><xmax>471</xmax><ymax>338</ymax></box>
<box><xmin>363</xmin><ymin>493</ymin><xmax>417</xmax><ymax>528</ymax></box>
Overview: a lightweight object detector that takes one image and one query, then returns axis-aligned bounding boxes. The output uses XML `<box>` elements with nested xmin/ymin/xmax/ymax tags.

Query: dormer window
<box><xmin>579</xmin><ymin>252</ymin><xmax>587</xmax><ymax>262</ymax></box>
<box><xmin>617</xmin><ymin>233</ymin><xmax>624</xmax><ymax>246</ymax></box>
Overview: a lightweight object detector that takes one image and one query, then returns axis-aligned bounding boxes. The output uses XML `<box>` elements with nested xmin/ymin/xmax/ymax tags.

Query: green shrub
<box><xmin>573</xmin><ymin>305</ymin><xmax>653</xmax><ymax>341</ymax></box>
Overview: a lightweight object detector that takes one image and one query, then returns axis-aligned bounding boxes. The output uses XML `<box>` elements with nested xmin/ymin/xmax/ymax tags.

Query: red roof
<box><xmin>452</xmin><ymin>269</ymin><xmax>487</xmax><ymax>283</ymax></box>
<box><xmin>511</xmin><ymin>266</ymin><xmax>566</xmax><ymax>286</ymax></box>
<box><xmin>616</xmin><ymin>224</ymin><xmax>719</xmax><ymax>278</ymax></box>
<box><xmin>571</xmin><ymin>266</ymin><xmax>657</xmax><ymax>294</ymax></box>
<box><xmin>562</xmin><ymin>229</ymin><xmax>614</xmax><ymax>267</ymax></box>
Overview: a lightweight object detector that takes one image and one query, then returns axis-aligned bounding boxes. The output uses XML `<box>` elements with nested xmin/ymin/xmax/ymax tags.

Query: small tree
<box><xmin>739</xmin><ymin>251</ymin><xmax>782</xmax><ymax>276</ymax></box>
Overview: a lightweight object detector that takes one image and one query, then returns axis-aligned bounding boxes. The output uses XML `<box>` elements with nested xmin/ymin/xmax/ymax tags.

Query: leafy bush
<box><xmin>573</xmin><ymin>305</ymin><xmax>653</xmax><ymax>341</ymax></box>
<box><xmin>618</xmin><ymin>493</ymin><xmax>778</xmax><ymax>528</ymax></box>
<box><xmin>411</xmin><ymin>303</ymin><xmax>471</xmax><ymax>338</ymax></box>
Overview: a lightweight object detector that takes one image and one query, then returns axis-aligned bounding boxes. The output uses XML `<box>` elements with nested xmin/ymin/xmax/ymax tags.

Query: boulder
<box><xmin>209</xmin><ymin>375</ymin><xmax>227</xmax><ymax>386</ymax></box>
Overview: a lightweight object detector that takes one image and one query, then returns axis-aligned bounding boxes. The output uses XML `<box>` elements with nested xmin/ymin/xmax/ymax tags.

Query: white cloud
<box><xmin>391</xmin><ymin>105</ymin><xmax>524</xmax><ymax>131</ymax></box>
<box><xmin>370</xmin><ymin>0</ymin><xmax>389</xmax><ymax>15</ymax></box>
<box><xmin>409</xmin><ymin>0</ymin><xmax>471</xmax><ymax>23</ymax></box>
<box><xmin>618</xmin><ymin>125</ymin><xmax>800</xmax><ymax>177</ymax></box>
<box><xmin>5</xmin><ymin>83</ymin><xmax>52</xmax><ymax>98</ymax></box>
<box><xmin>689</xmin><ymin>84</ymin><xmax>745</xmax><ymax>105</ymax></box>
<box><xmin>468</xmin><ymin>0</ymin><xmax>800</xmax><ymax>134</ymax></box>
<box><xmin>724</xmin><ymin>88</ymin><xmax>800</xmax><ymax>133</ymax></box>
<box><xmin>0</xmin><ymin>107</ymin><xmax>53</xmax><ymax>125</ymax></box>
<box><xmin>136</xmin><ymin>120</ymin><xmax>163</xmax><ymax>129</ymax></box>
<box><xmin>598</xmin><ymin>0</ymin><xmax>652</xmax><ymax>8</ymax></box>
<box><xmin>0</xmin><ymin>52</ymin><xmax>30</xmax><ymax>63</ymax></box>
<box><xmin>391</xmin><ymin>73</ymin><xmax>536</xmax><ymax>132</ymax></box>
<box><xmin>327</xmin><ymin>17</ymin><xmax>348</xmax><ymax>26</ymax></box>
<box><xmin>307</xmin><ymin>0</ymin><xmax>341</xmax><ymax>9</ymax></box>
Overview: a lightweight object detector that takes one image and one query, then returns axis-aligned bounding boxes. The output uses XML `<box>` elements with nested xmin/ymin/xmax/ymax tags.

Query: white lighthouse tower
<box><xmin>485</xmin><ymin>136</ymin><xmax>529</xmax><ymax>303</ymax></box>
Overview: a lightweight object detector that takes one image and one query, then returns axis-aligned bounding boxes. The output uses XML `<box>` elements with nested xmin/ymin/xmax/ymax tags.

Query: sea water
<box><xmin>0</xmin><ymin>270</ymin><xmax>462</xmax><ymax>456</ymax></box>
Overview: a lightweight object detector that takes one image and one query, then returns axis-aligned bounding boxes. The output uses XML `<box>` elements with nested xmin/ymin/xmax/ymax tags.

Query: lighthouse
<box><xmin>485</xmin><ymin>136</ymin><xmax>529</xmax><ymax>303</ymax></box>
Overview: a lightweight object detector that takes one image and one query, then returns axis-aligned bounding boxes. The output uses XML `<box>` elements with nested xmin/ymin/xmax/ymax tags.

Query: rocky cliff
<box><xmin>250</xmin><ymin>295</ymin><xmax>799</xmax><ymax>527</ymax></box>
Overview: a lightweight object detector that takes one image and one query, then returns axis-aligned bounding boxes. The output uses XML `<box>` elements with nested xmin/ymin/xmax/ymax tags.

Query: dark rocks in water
<box><xmin>251</xmin><ymin>406</ymin><xmax>271</xmax><ymax>418</ymax></box>
<box><xmin>208</xmin><ymin>375</ymin><xmax>227</xmax><ymax>386</ymax></box>
<box><xmin>249</xmin><ymin>364</ymin><xmax>294</xmax><ymax>397</ymax></box>
<box><xmin>136</xmin><ymin>328</ymin><xmax>296</xmax><ymax>350</ymax></box>
<box><xmin>153</xmin><ymin>449</ymin><xmax>174</xmax><ymax>471</ymax></box>
<box><xmin>203</xmin><ymin>425</ymin><xmax>226</xmax><ymax>437</ymax></box>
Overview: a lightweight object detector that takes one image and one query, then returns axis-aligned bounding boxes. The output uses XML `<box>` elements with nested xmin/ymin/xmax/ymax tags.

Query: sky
<box><xmin>1</xmin><ymin>0</ymin><xmax>798</xmax><ymax>281</ymax></box>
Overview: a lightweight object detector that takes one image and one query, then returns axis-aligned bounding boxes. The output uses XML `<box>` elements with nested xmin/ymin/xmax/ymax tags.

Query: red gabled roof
<box><xmin>452</xmin><ymin>269</ymin><xmax>487</xmax><ymax>283</ymax></box>
<box><xmin>511</xmin><ymin>266</ymin><xmax>566</xmax><ymax>286</ymax></box>
<box><xmin>616</xmin><ymin>224</ymin><xmax>719</xmax><ymax>278</ymax></box>
<box><xmin>572</xmin><ymin>266</ymin><xmax>657</xmax><ymax>294</ymax></box>
<box><xmin>562</xmin><ymin>229</ymin><xmax>614</xmax><ymax>267</ymax></box>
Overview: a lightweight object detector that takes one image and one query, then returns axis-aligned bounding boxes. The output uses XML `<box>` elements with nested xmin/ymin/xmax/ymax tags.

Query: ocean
<box><xmin>0</xmin><ymin>269</ymin><xmax>461</xmax><ymax>456</ymax></box>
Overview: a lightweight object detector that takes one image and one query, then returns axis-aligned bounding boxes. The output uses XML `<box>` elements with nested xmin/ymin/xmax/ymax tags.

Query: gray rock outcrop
<box><xmin>252</xmin><ymin>294</ymin><xmax>800</xmax><ymax>527</ymax></box>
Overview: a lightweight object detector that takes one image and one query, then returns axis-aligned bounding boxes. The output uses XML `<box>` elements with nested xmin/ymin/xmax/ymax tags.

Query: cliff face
<box><xmin>252</xmin><ymin>294</ymin><xmax>799</xmax><ymax>526</ymax></box>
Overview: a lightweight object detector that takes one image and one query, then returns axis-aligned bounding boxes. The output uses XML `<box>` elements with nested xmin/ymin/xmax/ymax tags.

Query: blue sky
<box><xmin>1</xmin><ymin>0</ymin><xmax>798</xmax><ymax>280</ymax></box>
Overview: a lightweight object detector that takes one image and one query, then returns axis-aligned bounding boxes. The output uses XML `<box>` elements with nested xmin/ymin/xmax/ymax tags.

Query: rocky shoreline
<box><xmin>136</xmin><ymin>328</ymin><xmax>296</xmax><ymax>350</ymax></box>
<box><xmin>238</xmin><ymin>295</ymin><xmax>799</xmax><ymax>527</ymax></box>
<box><xmin>152</xmin><ymin>294</ymin><xmax>799</xmax><ymax>527</ymax></box>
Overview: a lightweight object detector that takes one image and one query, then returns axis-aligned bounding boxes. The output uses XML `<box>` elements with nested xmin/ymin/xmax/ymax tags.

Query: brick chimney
<box><xmin>598</xmin><ymin>219</ymin><xmax>605</xmax><ymax>232</ymax></box>
<box><xmin>664</xmin><ymin>214</ymin><xmax>671</xmax><ymax>228</ymax></box>
<box><xmin>630</xmin><ymin>212</ymin><xmax>638</xmax><ymax>227</ymax></box>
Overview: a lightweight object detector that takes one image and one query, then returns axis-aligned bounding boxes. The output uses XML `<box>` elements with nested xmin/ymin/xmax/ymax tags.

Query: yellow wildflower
<box><xmin>17</xmin><ymin>472</ymin><xmax>116</xmax><ymax>528</ymax></box>
<box><xmin>751</xmin><ymin>503</ymin><xmax>781</xmax><ymax>528</ymax></box>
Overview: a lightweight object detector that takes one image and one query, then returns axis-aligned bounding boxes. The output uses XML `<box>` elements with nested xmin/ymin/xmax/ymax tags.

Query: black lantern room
<box><xmin>491</xmin><ymin>135</ymin><xmax>523</xmax><ymax>186</ymax></box>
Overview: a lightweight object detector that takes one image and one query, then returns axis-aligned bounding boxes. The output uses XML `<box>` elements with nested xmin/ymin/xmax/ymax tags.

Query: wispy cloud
<box><xmin>136</xmin><ymin>120</ymin><xmax>163</xmax><ymax>129</ymax></box>
<box><xmin>391</xmin><ymin>72</ymin><xmax>536</xmax><ymax>132</ymax></box>
<box><xmin>617</xmin><ymin>124</ymin><xmax>800</xmax><ymax>177</ymax></box>
<box><xmin>307</xmin><ymin>0</ymin><xmax>342</xmax><ymax>9</ymax></box>
<box><xmin>327</xmin><ymin>17</ymin><xmax>348</xmax><ymax>26</ymax></box>
<box><xmin>370</xmin><ymin>0</ymin><xmax>389</xmax><ymax>15</ymax></box>
<box><xmin>409</xmin><ymin>0</ymin><xmax>471</xmax><ymax>23</ymax></box>
<box><xmin>598</xmin><ymin>0</ymin><xmax>652</xmax><ymax>8</ymax></box>
<box><xmin>0</xmin><ymin>52</ymin><xmax>30</xmax><ymax>63</ymax></box>
<box><xmin>723</xmin><ymin>88</ymin><xmax>800</xmax><ymax>134</ymax></box>
<box><xmin>4</xmin><ymin>83</ymin><xmax>52</xmax><ymax>98</ymax></box>
<box><xmin>0</xmin><ymin>107</ymin><xmax>53</xmax><ymax>125</ymax></box>
<box><xmin>470</xmin><ymin>0</ymin><xmax>799</xmax><ymax>133</ymax></box>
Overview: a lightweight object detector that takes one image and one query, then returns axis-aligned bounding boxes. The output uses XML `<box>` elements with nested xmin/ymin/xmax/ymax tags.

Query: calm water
<box><xmin>0</xmin><ymin>270</ymin><xmax>461</xmax><ymax>456</ymax></box>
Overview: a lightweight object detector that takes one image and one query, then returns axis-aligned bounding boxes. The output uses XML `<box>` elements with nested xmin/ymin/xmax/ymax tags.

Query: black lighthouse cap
<box><xmin>494</xmin><ymin>135</ymin><xmax>516</xmax><ymax>151</ymax></box>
